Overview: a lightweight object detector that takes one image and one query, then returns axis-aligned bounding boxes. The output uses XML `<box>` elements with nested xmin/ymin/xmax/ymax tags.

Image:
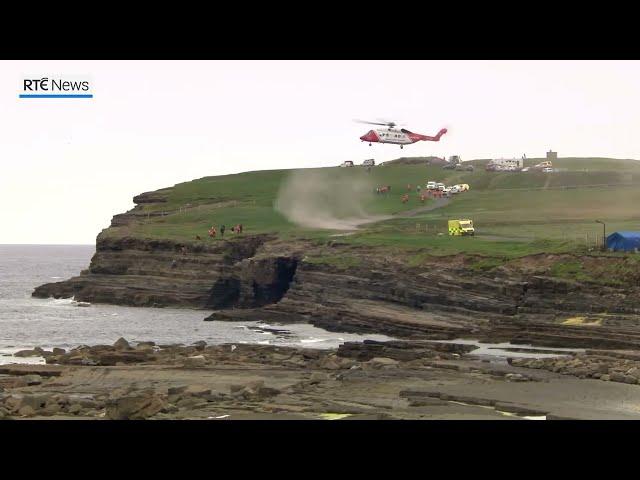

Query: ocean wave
<box><xmin>300</xmin><ymin>338</ymin><xmax>330</xmax><ymax>344</ymax></box>
<box><xmin>51</xmin><ymin>298</ymin><xmax>76</xmax><ymax>305</ymax></box>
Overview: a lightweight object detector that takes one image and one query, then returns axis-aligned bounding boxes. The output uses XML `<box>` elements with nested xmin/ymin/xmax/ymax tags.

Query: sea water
<box><xmin>0</xmin><ymin>245</ymin><xmax>391</xmax><ymax>364</ymax></box>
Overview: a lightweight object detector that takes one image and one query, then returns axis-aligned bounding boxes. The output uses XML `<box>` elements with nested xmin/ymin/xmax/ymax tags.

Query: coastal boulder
<box><xmin>43</xmin><ymin>400</ymin><xmax>61</xmax><ymax>416</ymax></box>
<box><xmin>113</xmin><ymin>337</ymin><xmax>131</xmax><ymax>351</ymax></box>
<box><xmin>370</xmin><ymin>357</ymin><xmax>400</xmax><ymax>367</ymax></box>
<box><xmin>135</xmin><ymin>342</ymin><xmax>156</xmax><ymax>352</ymax></box>
<box><xmin>192</xmin><ymin>341</ymin><xmax>207</xmax><ymax>351</ymax></box>
<box><xmin>67</xmin><ymin>404</ymin><xmax>83</xmax><ymax>415</ymax></box>
<box><xmin>23</xmin><ymin>375</ymin><xmax>43</xmax><ymax>386</ymax></box>
<box><xmin>167</xmin><ymin>384</ymin><xmax>211</xmax><ymax>400</ymax></box>
<box><xmin>96</xmin><ymin>351</ymin><xmax>152</xmax><ymax>366</ymax></box>
<box><xmin>7</xmin><ymin>394</ymin><xmax>49</xmax><ymax>413</ymax></box>
<box><xmin>106</xmin><ymin>391</ymin><xmax>167</xmax><ymax>420</ymax></box>
<box><xmin>14</xmin><ymin>349</ymin><xmax>40</xmax><ymax>358</ymax></box>
<box><xmin>18</xmin><ymin>405</ymin><xmax>36</xmax><ymax>417</ymax></box>
<box><xmin>183</xmin><ymin>355</ymin><xmax>207</xmax><ymax>368</ymax></box>
<box><xmin>182</xmin><ymin>385</ymin><xmax>211</xmax><ymax>398</ymax></box>
<box><xmin>229</xmin><ymin>380</ymin><xmax>279</xmax><ymax>400</ymax></box>
<box><xmin>610</xmin><ymin>372</ymin><xmax>626</xmax><ymax>383</ymax></box>
<box><xmin>318</xmin><ymin>355</ymin><xmax>342</xmax><ymax>370</ymax></box>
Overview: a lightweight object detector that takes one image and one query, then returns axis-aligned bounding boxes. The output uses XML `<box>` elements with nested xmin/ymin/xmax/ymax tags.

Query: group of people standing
<box><xmin>206</xmin><ymin>223</ymin><xmax>243</xmax><ymax>239</ymax></box>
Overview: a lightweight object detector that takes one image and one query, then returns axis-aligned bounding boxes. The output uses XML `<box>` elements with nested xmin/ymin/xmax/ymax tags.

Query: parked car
<box><xmin>449</xmin><ymin>186</ymin><xmax>460</xmax><ymax>194</ymax></box>
<box><xmin>521</xmin><ymin>167</ymin><xmax>530</xmax><ymax>172</ymax></box>
<box><xmin>362</xmin><ymin>159</ymin><xmax>375</xmax><ymax>167</ymax></box>
<box><xmin>442</xmin><ymin>163</ymin><xmax>456</xmax><ymax>170</ymax></box>
<box><xmin>542</xmin><ymin>167</ymin><xmax>554</xmax><ymax>173</ymax></box>
<box><xmin>426</xmin><ymin>181</ymin><xmax>437</xmax><ymax>190</ymax></box>
<box><xmin>340</xmin><ymin>161</ymin><xmax>354</xmax><ymax>167</ymax></box>
<box><xmin>436</xmin><ymin>183</ymin><xmax>445</xmax><ymax>191</ymax></box>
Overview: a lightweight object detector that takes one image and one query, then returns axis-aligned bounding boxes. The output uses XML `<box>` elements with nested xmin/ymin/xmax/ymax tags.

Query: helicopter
<box><xmin>355</xmin><ymin>119</ymin><xmax>447</xmax><ymax>149</ymax></box>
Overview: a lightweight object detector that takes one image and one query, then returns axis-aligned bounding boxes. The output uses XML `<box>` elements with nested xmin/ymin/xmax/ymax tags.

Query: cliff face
<box><xmin>32</xmin><ymin>196</ymin><xmax>640</xmax><ymax>350</ymax></box>
<box><xmin>32</xmin><ymin>234</ymin><xmax>292</xmax><ymax>308</ymax></box>
<box><xmin>207</xmin><ymin>252</ymin><xmax>640</xmax><ymax>349</ymax></box>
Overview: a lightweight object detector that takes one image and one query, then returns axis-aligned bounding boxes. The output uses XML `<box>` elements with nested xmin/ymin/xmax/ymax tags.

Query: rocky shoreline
<box><xmin>2</xmin><ymin>337</ymin><xmax>640</xmax><ymax>420</ymax></box>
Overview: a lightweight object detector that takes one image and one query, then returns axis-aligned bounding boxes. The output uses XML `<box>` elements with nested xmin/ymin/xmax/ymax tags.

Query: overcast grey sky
<box><xmin>1</xmin><ymin>60</ymin><xmax>639</xmax><ymax>244</ymax></box>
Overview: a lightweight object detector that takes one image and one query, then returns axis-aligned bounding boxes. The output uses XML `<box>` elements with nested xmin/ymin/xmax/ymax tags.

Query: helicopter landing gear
<box><xmin>400</xmin><ymin>144</ymin><xmax>403</xmax><ymax>149</ymax></box>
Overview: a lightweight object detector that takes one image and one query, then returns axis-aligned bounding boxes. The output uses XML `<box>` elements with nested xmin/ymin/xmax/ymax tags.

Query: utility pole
<box><xmin>596</xmin><ymin>220</ymin><xmax>606</xmax><ymax>251</ymax></box>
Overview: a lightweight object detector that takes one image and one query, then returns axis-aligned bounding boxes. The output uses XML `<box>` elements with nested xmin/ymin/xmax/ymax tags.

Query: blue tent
<box><xmin>606</xmin><ymin>231</ymin><xmax>640</xmax><ymax>251</ymax></box>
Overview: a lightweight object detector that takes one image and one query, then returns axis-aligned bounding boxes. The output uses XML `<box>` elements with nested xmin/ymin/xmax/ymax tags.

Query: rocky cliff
<box><xmin>34</xmin><ymin>224</ymin><xmax>640</xmax><ymax>350</ymax></box>
<box><xmin>32</xmin><ymin>234</ymin><xmax>296</xmax><ymax>308</ymax></box>
<box><xmin>31</xmin><ymin>183</ymin><xmax>640</xmax><ymax>349</ymax></box>
<box><xmin>208</xmin><ymin>248</ymin><xmax>640</xmax><ymax>349</ymax></box>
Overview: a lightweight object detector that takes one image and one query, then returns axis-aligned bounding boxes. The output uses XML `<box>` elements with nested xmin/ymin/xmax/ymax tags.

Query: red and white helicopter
<box><xmin>356</xmin><ymin>119</ymin><xmax>447</xmax><ymax>149</ymax></box>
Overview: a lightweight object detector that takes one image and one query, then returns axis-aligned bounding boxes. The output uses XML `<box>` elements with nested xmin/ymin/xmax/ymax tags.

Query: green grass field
<box><xmin>104</xmin><ymin>157</ymin><xmax>640</xmax><ymax>260</ymax></box>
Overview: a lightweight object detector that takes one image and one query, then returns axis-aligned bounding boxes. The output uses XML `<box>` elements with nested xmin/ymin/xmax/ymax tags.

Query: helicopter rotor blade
<box><xmin>354</xmin><ymin>119</ymin><xmax>389</xmax><ymax>126</ymax></box>
<box><xmin>376</xmin><ymin>118</ymin><xmax>400</xmax><ymax>127</ymax></box>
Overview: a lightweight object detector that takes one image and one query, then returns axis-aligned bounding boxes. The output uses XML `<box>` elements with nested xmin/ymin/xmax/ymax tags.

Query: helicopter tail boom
<box><xmin>404</xmin><ymin>128</ymin><xmax>448</xmax><ymax>143</ymax></box>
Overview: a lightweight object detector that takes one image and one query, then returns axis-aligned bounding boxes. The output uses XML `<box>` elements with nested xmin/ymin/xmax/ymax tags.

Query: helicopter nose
<box><xmin>360</xmin><ymin>130</ymin><xmax>376</xmax><ymax>142</ymax></box>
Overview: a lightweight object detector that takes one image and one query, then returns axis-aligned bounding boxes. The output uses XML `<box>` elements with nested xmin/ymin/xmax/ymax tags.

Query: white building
<box><xmin>490</xmin><ymin>157</ymin><xmax>523</xmax><ymax>170</ymax></box>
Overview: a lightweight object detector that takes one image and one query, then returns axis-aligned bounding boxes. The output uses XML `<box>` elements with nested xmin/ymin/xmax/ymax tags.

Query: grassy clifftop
<box><xmin>102</xmin><ymin>157</ymin><xmax>640</xmax><ymax>259</ymax></box>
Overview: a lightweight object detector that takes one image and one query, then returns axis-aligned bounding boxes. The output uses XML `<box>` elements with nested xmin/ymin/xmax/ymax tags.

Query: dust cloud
<box><xmin>274</xmin><ymin>169</ymin><xmax>389</xmax><ymax>230</ymax></box>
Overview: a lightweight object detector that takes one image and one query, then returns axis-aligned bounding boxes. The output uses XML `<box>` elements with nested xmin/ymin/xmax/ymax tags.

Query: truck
<box><xmin>448</xmin><ymin>219</ymin><xmax>475</xmax><ymax>236</ymax></box>
<box><xmin>533</xmin><ymin>160</ymin><xmax>553</xmax><ymax>170</ymax></box>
